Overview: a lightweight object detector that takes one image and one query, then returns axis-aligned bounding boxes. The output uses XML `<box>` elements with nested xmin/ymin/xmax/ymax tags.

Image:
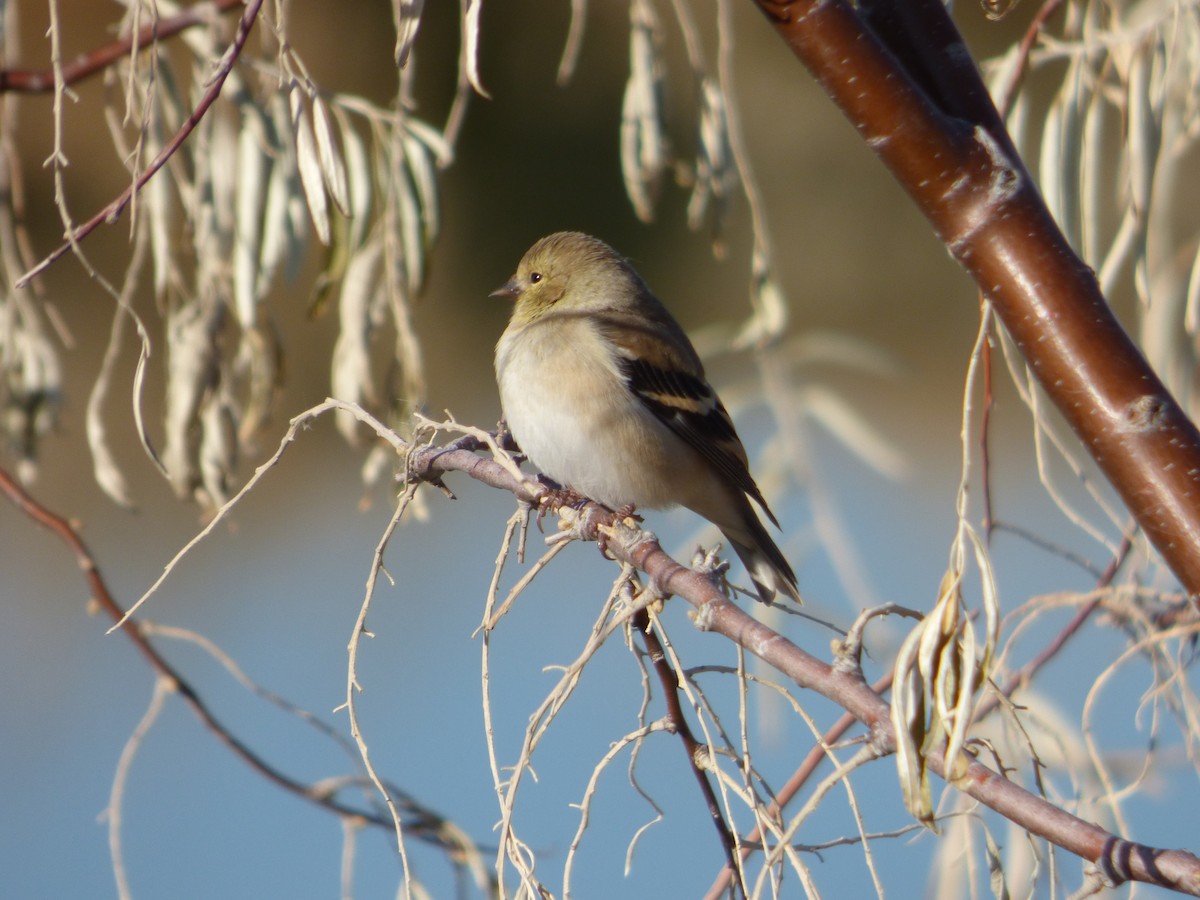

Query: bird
<box><xmin>491</xmin><ymin>231</ymin><xmax>800</xmax><ymax>605</ymax></box>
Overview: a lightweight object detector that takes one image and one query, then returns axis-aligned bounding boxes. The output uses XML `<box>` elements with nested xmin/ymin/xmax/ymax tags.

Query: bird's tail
<box><xmin>723</xmin><ymin>513</ymin><xmax>801</xmax><ymax>605</ymax></box>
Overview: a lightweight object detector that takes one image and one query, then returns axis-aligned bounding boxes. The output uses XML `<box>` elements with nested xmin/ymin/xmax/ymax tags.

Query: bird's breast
<box><xmin>495</xmin><ymin>319</ymin><xmax>700</xmax><ymax>509</ymax></box>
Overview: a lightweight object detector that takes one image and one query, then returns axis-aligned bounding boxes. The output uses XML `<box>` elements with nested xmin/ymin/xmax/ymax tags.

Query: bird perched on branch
<box><xmin>492</xmin><ymin>231</ymin><xmax>799</xmax><ymax>604</ymax></box>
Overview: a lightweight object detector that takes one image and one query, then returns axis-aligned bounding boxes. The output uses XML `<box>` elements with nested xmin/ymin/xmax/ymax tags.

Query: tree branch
<box><xmin>0</xmin><ymin>464</ymin><xmax>477</xmax><ymax>860</ymax></box>
<box><xmin>0</xmin><ymin>0</ymin><xmax>246</xmax><ymax>94</ymax></box>
<box><xmin>748</xmin><ymin>0</ymin><xmax>1200</xmax><ymax>596</ymax></box>
<box><xmin>16</xmin><ymin>0</ymin><xmax>264</xmax><ymax>287</ymax></box>
<box><xmin>404</xmin><ymin>430</ymin><xmax>1200</xmax><ymax>894</ymax></box>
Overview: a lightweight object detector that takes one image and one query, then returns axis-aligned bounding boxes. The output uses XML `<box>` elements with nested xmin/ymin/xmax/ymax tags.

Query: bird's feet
<box><xmin>534</xmin><ymin>480</ymin><xmax>589</xmax><ymax>530</ymax></box>
<box><xmin>612</xmin><ymin>503</ymin><xmax>643</xmax><ymax>523</ymax></box>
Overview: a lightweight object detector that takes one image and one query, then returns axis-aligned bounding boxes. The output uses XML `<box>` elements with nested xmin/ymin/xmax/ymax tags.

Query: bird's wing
<box><xmin>601</xmin><ymin>317</ymin><xmax>780</xmax><ymax>527</ymax></box>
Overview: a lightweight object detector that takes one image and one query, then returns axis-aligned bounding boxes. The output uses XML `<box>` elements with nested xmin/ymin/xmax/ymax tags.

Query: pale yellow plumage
<box><xmin>492</xmin><ymin>231</ymin><xmax>799</xmax><ymax>604</ymax></box>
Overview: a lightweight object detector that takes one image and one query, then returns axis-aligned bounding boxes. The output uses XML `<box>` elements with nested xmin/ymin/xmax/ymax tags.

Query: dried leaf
<box><xmin>734</xmin><ymin>247</ymin><xmax>788</xmax><ymax>348</ymax></box>
<box><xmin>259</xmin><ymin>92</ymin><xmax>308</xmax><ymax>294</ymax></box>
<box><xmin>688</xmin><ymin>77</ymin><xmax>733</xmax><ymax>240</ymax></box>
<box><xmin>1039</xmin><ymin>56</ymin><xmax>1083</xmax><ymax>252</ymax></box>
<box><xmin>338</xmin><ymin>110</ymin><xmax>374</xmax><ymax>250</ymax></box>
<box><xmin>234</xmin><ymin>104</ymin><xmax>271</xmax><ymax>326</ymax></box>
<box><xmin>291</xmin><ymin>86</ymin><xmax>332</xmax><ymax>245</ymax></box>
<box><xmin>199</xmin><ymin>389</ymin><xmax>237</xmax><ymax>507</ymax></box>
<box><xmin>86</xmin><ymin>303</ymin><xmax>135</xmax><ymax>508</ymax></box>
<box><xmin>461</xmin><ymin>0</ymin><xmax>490</xmax><ymax>99</ymax></box>
<box><xmin>620</xmin><ymin>0</ymin><xmax>666</xmax><ymax>222</ymax></box>
<box><xmin>403</xmin><ymin>129</ymin><xmax>439</xmax><ymax>246</ymax></box>
<box><xmin>557</xmin><ymin>0</ymin><xmax>587</xmax><ymax>85</ymax></box>
<box><xmin>162</xmin><ymin>295</ymin><xmax>222</xmax><ymax>501</ymax></box>
<box><xmin>312</xmin><ymin>94</ymin><xmax>351</xmax><ymax>216</ymax></box>
<box><xmin>1126</xmin><ymin>40</ymin><xmax>1161</xmax><ymax>220</ymax></box>
<box><xmin>235</xmin><ymin>321</ymin><xmax>282</xmax><ymax>447</ymax></box>
<box><xmin>332</xmin><ymin>237</ymin><xmax>384</xmax><ymax>444</ymax></box>
<box><xmin>393</xmin><ymin>0</ymin><xmax>425</xmax><ymax>67</ymax></box>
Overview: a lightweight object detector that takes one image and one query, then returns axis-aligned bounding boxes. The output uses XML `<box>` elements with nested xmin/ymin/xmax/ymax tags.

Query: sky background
<box><xmin>1</xmin><ymin>2</ymin><xmax>1192</xmax><ymax>898</ymax></box>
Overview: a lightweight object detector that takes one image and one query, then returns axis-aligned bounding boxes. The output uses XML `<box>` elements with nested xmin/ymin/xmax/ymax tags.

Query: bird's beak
<box><xmin>489</xmin><ymin>278</ymin><xmax>520</xmax><ymax>300</ymax></box>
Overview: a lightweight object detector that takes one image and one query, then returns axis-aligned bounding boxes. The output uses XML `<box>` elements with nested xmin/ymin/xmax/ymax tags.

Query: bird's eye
<box><xmin>529</xmin><ymin>272</ymin><xmax>543</xmax><ymax>284</ymax></box>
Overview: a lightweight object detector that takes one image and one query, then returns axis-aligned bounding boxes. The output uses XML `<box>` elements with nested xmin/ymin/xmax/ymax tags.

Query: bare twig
<box><xmin>0</xmin><ymin>465</ymin><xmax>402</xmax><ymax>831</ymax></box>
<box><xmin>400</xmin><ymin>425</ymin><xmax>1200</xmax><ymax>894</ymax></box>
<box><xmin>634</xmin><ymin>607</ymin><xmax>745</xmax><ymax>896</ymax></box>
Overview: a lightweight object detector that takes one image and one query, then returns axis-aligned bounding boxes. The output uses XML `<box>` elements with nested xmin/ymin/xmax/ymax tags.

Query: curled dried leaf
<box><xmin>461</xmin><ymin>0</ymin><xmax>491</xmax><ymax>99</ymax></box>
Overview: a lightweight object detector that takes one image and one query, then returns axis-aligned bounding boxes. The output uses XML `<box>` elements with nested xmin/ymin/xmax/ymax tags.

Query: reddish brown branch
<box><xmin>405</xmin><ymin>435</ymin><xmax>1200</xmax><ymax>894</ymax></box>
<box><xmin>635</xmin><ymin>609</ymin><xmax>744</xmax><ymax>896</ymax></box>
<box><xmin>0</xmin><ymin>465</ymin><xmax>463</xmax><ymax>848</ymax></box>
<box><xmin>749</xmin><ymin>0</ymin><xmax>1200</xmax><ymax>596</ymax></box>
<box><xmin>0</xmin><ymin>0</ymin><xmax>246</xmax><ymax>94</ymax></box>
<box><xmin>16</xmin><ymin>0</ymin><xmax>264</xmax><ymax>287</ymax></box>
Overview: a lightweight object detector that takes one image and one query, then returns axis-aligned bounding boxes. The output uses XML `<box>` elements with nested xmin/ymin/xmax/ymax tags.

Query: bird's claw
<box><xmin>533</xmin><ymin>483</ymin><xmax>589</xmax><ymax>531</ymax></box>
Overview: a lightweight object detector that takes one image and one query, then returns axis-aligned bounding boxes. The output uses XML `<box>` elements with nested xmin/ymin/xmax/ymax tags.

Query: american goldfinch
<box><xmin>492</xmin><ymin>231</ymin><xmax>800</xmax><ymax>604</ymax></box>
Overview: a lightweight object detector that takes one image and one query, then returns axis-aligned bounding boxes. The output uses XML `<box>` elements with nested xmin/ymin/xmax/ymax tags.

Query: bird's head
<box><xmin>491</xmin><ymin>231</ymin><xmax>642</xmax><ymax>324</ymax></box>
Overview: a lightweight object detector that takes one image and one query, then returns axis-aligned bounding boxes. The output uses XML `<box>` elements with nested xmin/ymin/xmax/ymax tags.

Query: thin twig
<box><xmin>0</xmin><ymin>464</ymin><xmax>391</xmax><ymax>829</ymax></box>
<box><xmin>635</xmin><ymin>607</ymin><xmax>746</xmax><ymax>897</ymax></box>
<box><xmin>0</xmin><ymin>0</ymin><xmax>245</xmax><ymax>93</ymax></box>
<box><xmin>18</xmin><ymin>0</ymin><xmax>265</xmax><ymax>286</ymax></box>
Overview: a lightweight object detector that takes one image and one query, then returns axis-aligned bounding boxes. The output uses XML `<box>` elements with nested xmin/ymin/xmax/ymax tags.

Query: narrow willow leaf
<box><xmin>393</xmin><ymin>0</ymin><xmax>425</xmax><ymax>67</ymax></box>
<box><xmin>688</xmin><ymin>78</ymin><xmax>732</xmax><ymax>237</ymax></box>
<box><xmin>199</xmin><ymin>391</ymin><xmax>237</xmax><ymax>508</ymax></box>
<box><xmin>86</xmin><ymin>304</ymin><xmax>135</xmax><ymax>508</ymax></box>
<box><xmin>1184</xmin><ymin>241</ymin><xmax>1200</xmax><ymax>334</ymax></box>
<box><xmin>461</xmin><ymin>0</ymin><xmax>491</xmax><ymax>98</ymax></box>
<box><xmin>734</xmin><ymin>247</ymin><xmax>788</xmax><ymax>347</ymax></box>
<box><xmin>984</xmin><ymin>828</ymin><xmax>1010</xmax><ymax>900</ymax></box>
<box><xmin>338</xmin><ymin>109</ymin><xmax>373</xmax><ymax>250</ymax></box>
<box><xmin>1126</xmin><ymin>41</ymin><xmax>1160</xmax><ymax>218</ymax></box>
<box><xmin>234</xmin><ymin>104</ymin><xmax>270</xmax><ymax>326</ymax></box>
<box><xmin>395</xmin><ymin>151</ymin><xmax>424</xmax><ymax>294</ymax></box>
<box><xmin>332</xmin><ymin>237</ymin><xmax>384</xmax><ymax>444</ymax></box>
<box><xmin>162</xmin><ymin>297</ymin><xmax>220</xmax><ymax>501</ymax></box>
<box><xmin>259</xmin><ymin>93</ymin><xmax>309</xmax><ymax>293</ymax></box>
<box><xmin>404</xmin><ymin>116</ymin><xmax>453</xmax><ymax>165</ymax></box>
<box><xmin>621</xmin><ymin>0</ymin><xmax>666</xmax><ymax>222</ymax></box>
<box><xmin>312</xmin><ymin>94</ymin><xmax>350</xmax><ymax>216</ymax></box>
<box><xmin>291</xmin><ymin>87</ymin><xmax>332</xmax><ymax>245</ymax></box>
<box><xmin>1039</xmin><ymin>57</ymin><xmax>1083</xmax><ymax>251</ymax></box>
<box><xmin>235</xmin><ymin>321</ymin><xmax>282</xmax><ymax>446</ymax></box>
<box><xmin>144</xmin><ymin>136</ymin><xmax>174</xmax><ymax>299</ymax></box>
<box><xmin>403</xmin><ymin>130</ymin><xmax>440</xmax><ymax>245</ymax></box>
<box><xmin>557</xmin><ymin>0</ymin><xmax>586</xmax><ymax>85</ymax></box>
<box><xmin>208</xmin><ymin>112</ymin><xmax>238</xmax><ymax>263</ymax></box>
<box><xmin>890</xmin><ymin>625</ymin><xmax>936</xmax><ymax>829</ymax></box>
<box><xmin>257</xmin><ymin>111</ymin><xmax>292</xmax><ymax>297</ymax></box>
